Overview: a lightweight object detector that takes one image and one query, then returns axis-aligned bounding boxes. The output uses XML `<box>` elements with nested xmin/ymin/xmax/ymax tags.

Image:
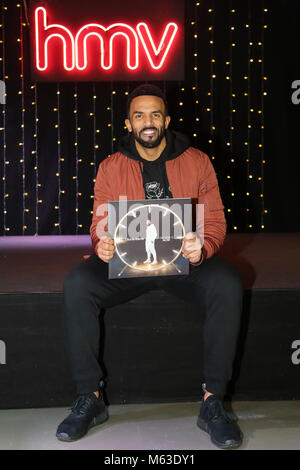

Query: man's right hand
<box><xmin>96</xmin><ymin>237</ymin><xmax>115</xmax><ymax>263</ymax></box>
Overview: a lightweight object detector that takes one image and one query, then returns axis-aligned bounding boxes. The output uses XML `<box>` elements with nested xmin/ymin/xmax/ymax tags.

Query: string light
<box><xmin>226</xmin><ymin>1</ymin><xmax>235</xmax><ymax>225</ymax></box>
<box><xmin>33</xmin><ymin>82</ymin><xmax>39</xmax><ymax>232</ymax></box>
<box><xmin>245</xmin><ymin>0</ymin><xmax>252</xmax><ymax>230</ymax></box>
<box><xmin>56</xmin><ymin>83</ymin><xmax>61</xmax><ymax>234</ymax></box>
<box><xmin>208</xmin><ymin>1</ymin><xmax>215</xmax><ymax>161</ymax></box>
<box><xmin>92</xmin><ymin>83</ymin><xmax>97</xmax><ymax>180</ymax></box>
<box><xmin>110</xmin><ymin>82</ymin><xmax>115</xmax><ymax>155</ymax></box>
<box><xmin>260</xmin><ymin>1</ymin><xmax>267</xmax><ymax>229</ymax></box>
<box><xmin>178</xmin><ymin>81</ymin><xmax>184</xmax><ymax>126</ymax></box>
<box><xmin>19</xmin><ymin>3</ymin><xmax>26</xmax><ymax>233</ymax></box>
<box><xmin>192</xmin><ymin>0</ymin><xmax>200</xmax><ymax>140</ymax></box>
<box><xmin>1</xmin><ymin>2</ymin><xmax>7</xmax><ymax>233</ymax></box>
<box><xmin>74</xmin><ymin>83</ymin><xmax>79</xmax><ymax>233</ymax></box>
<box><xmin>0</xmin><ymin>1</ymin><xmax>270</xmax><ymax>236</ymax></box>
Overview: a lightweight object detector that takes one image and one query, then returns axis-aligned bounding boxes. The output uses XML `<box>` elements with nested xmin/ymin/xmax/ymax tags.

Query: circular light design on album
<box><xmin>114</xmin><ymin>203</ymin><xmax>185</xmax><ymax>271</ymax></box>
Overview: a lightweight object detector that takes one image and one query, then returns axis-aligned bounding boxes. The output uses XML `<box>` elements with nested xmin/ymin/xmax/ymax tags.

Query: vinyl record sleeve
<box><xmin>108</xmin><ymin>198</ymin><xmax>192</xmax><ymax>279</ymax></box>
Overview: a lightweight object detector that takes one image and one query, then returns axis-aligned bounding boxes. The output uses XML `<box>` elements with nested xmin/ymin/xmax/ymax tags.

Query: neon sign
<box><xmin>30</xmin><ymin>1</ymin><xmax>184</xmax><ymax>82</ymax></box>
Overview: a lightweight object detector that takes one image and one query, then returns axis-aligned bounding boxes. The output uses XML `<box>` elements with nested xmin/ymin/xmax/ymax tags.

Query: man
<box><xmin>144</xmin><ymin>219</ymin><xmax>158</xmax><ymax>265</ymax></box>
<box><xmin>56</xmin><ymin>84</ymin><xmax>243</xmax><ymax>449</ymax></box>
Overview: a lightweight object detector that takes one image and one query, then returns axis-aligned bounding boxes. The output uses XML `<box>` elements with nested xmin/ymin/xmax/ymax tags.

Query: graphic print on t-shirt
<box><xmin>145</xmin><ymin>181</ymin><xmax>164</xmax><ymax>199</ymax></box>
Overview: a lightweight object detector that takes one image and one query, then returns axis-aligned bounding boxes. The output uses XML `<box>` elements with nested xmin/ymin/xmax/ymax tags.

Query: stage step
<box><xmin>0</xmin><ymin>234</ymin><xmax>299</xmax><ymax>408</ymax></box>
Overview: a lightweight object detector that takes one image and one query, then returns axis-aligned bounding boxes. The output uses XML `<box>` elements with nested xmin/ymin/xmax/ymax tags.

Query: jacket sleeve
<box><xmin>190</xmin><ymin>152</ymin><xmax>227</xmax><ymax>266</ymax></box>
<box><xmin>90</xmin><ymin>160</ymin><xmax>112</xmax><ymax>254</ymax></box>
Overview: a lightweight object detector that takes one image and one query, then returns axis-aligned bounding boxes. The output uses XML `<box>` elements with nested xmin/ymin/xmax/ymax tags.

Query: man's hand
<box><xmin>182</xmin><ymin>232</ymin><xmax>202</xmax><ymax>264</ymax></box>
<box><xmin>96</xmin><ymin>236</ymin><xmax>115</xmax><ymax>263</ymax></box>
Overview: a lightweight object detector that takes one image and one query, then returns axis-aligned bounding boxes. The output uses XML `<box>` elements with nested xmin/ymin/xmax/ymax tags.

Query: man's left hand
<box><xmin>182</xmin><ymin>232</ymin><xmax>202</xmax><ymax>264</ymax></box>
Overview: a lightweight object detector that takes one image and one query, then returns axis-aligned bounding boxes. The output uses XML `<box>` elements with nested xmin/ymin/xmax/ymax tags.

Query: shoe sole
<box><xmin>197</xmin><ymin>417</ymin><xmax>243</xmax><ymax>450</ymax></box>
<box><xmin>56</xmin><ymin>409</ymin><xmax>109</xmax><ymax>442</ymax></box>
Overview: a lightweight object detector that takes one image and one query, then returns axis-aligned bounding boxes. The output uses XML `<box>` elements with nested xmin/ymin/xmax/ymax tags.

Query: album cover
<box><xmin>108</xmin><ymin>198</ymin><xmax>192</xmax><ymax>279</ymax></box>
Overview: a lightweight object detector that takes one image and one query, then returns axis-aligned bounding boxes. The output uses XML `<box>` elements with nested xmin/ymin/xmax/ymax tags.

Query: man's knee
<box><xmin>223</xmin><ymin>262</ymin><xmax>242</xmax><ymax>293</ymax></box>
<box><xmin>63</xmin><ymin>265</ymin><xmax>91</xmax><ymax>295</ymax></box>
<box><xmin>209</xmin><ymin>257</ymin><xmax>243</xmax><ymax>298</ymax></box>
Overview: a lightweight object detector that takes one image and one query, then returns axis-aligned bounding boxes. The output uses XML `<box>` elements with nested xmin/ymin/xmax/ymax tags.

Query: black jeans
<box><xmin>63</xmin><ymin>253</ymin><xmax>243</xmax><ymax>399</ymax></box>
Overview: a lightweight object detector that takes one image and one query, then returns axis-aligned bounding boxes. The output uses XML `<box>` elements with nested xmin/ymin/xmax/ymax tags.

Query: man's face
<box><xmin>125</xmin><ymin>95</ymin><xmax>171</xmax><ymax>149</ymax></box>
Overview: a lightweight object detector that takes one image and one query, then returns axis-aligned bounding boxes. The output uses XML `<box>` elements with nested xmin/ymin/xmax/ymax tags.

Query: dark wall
<box><xmin>0</xmin><ymin>0</ymin><xmax>299</xmax><ymax>236</ymax></box>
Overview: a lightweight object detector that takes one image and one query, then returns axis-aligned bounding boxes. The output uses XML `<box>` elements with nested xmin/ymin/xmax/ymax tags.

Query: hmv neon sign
<box><xmin>30</xmin><ymin>1</ymin><xmax>185</xmax><ymax>81</ymax></box>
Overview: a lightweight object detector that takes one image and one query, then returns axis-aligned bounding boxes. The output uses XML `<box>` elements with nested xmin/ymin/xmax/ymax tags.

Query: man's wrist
<box><xmin>95</xmin><ymin>239</ymin><xmax>100</xmax><ymax>254</ymax></box>
<box><xmin>191</xmin><ymin>251</ymin><xmax>203</xmax><ymax>264</ymax></box>
<box><xmin>197</xmin><ymin>252</ymin><xmax>203</xmax><ymax>263</ymax></box>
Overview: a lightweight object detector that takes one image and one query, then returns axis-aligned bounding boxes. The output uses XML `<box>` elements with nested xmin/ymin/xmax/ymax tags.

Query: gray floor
<box><xmin>0</xmin><ymin>401</ymin><xmax>299</xmax><ymax>450</ymax></box>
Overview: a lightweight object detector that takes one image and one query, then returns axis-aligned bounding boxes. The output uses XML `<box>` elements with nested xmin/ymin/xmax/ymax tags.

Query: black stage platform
<box><xmin>0</xmin><ymin>234</ymin><xmax>300</xmax><ymax>408</ymax></box>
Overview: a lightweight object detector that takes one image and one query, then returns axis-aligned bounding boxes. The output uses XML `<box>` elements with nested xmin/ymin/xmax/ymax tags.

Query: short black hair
<box><xmin>126</xmin><ymin>84</ymin><xmax>168</xmax><ymax>117</ymax></box>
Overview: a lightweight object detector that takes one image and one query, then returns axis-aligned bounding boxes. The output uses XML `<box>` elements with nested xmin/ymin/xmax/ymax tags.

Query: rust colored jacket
<box><xmin>90</xmin><ymin>145</ymin><xmax>227</xmax><ymax>265</ymax></box>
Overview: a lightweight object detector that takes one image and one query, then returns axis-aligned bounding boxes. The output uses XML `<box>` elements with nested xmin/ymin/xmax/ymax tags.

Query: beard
<box><xmin>132</xmin><ymin>126</ymin><xmax>166</xmax><ymax>149</ymax></box>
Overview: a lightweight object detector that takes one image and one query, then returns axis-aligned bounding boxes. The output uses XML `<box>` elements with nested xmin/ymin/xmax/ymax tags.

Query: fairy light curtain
<box><xmin>1</xmin><ymin>0</ymin><xmax>294</xmax><ymax>237</ymax></box>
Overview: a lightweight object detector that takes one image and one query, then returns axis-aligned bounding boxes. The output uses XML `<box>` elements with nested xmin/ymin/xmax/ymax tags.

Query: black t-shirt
<box><xmin>138</xmin><ymin>158</ymin><xmax>173</xmax><ymax>200</ymax></box>
<box><xmin>129</xmin><ymin>135</ymin><xmax>174</xmax><ymax>200</ymax></box>
<box><xmin>119</xmin><ymin>129</ymin><xmax>191</xmax><ymax>200</ymax></box>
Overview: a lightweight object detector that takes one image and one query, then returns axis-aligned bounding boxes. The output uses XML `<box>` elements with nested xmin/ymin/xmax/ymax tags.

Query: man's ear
<box><xmin>125</xmin><ymin>118</ymin><xmax>132</xmax><ymax>132</ymax></box>
<box><xmin>165</xmin><ymin>115</ymin><xmax>171</xmax><ymax>129</ymax></box>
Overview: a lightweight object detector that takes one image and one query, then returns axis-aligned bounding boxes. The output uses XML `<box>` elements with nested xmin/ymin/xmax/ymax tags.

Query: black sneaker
<box><xmin>56</xmin><ymin>392</ymin><xmax>109</xmax><ymax>442</ymax></box>
<box><xmin>197</xmin><ymin>393</ymin><xmax>243</xmax><ymax>449</ymax></box>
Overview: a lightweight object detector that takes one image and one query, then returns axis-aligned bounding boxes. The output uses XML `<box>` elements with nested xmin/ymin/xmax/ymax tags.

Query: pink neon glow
<box><xmin>75</xmin><ymin>24</ymin><xmax>139</xmax><ymax>70</ymax></box>
<box><xmin>35</xmin><ymin>7</ymin><xmax>75</xmax><ymax>71</ymax></box>
<box><xmin>34</xmin><ymin>7</ymin><xmax>179</xmax><ymax>72</ymax></box>
<box><xmin>136</xmin><ymin>22</ymin><xmax>178</xmax><ymax>70</ymax></box>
